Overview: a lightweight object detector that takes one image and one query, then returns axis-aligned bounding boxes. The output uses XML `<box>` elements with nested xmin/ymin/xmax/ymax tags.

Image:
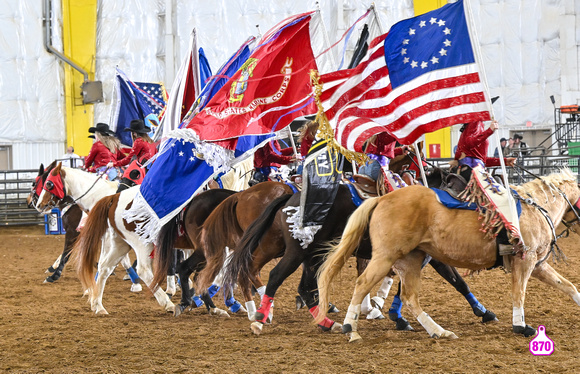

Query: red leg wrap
<box><xmin>309</xmin><ymin>306</ymin><xmax>335</xmax><ymax>329</ymax></box>
<box><xmin>256</xmin><ymin>295</ymin><xmax>273</xmax><ymax>323</ymax></box>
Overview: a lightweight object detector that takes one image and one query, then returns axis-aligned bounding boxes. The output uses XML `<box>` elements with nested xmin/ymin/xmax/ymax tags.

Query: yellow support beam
<box><xmin>414</xmin><ymin>0</ymin><xmax>451</xmax><ymax>158</ymax></box>
<box><xmin>61</xmin><ymin>0</ymin><xmax>98</xmax><ymax>156</ymax></box>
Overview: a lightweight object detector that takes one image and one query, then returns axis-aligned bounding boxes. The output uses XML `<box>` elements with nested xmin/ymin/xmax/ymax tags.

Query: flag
<box><xmin>155</xmin><ymin>29</ymin><xmax>202</xmax><ymax>140</ymax></box>
<box><xmin>198</xmin><ymin>47</ymin><xmax>212</xmax><ymax>89</ymax></box>
<box><xmin>320</xmin><ymin>0</ymin><xmax>491</xmax><ymax>151</ymax></box>
<box><xmin>111</xmin><ymin>70</ymin><xmax>160</xmax><ymax>146</ymax></box>
<box><xmin>184</xmin><ymin>13</ymin><xmax>319</xmax><ymax>148</ymax></box>
<box><xmin>134</xmin><ymin>82</ymin><xmax>167</xmax><ymax>118</ymax></box>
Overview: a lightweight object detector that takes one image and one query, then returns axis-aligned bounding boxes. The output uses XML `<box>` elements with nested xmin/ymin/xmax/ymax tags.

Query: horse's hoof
<box><xmin>295</xmin><ymin>296</ymin><xmax>306</xmax><ymax>310</ymax></box>
<box><xmin>366</xmin><ymin>307</ymin><xmax>385</xmax><ymax>320</ymax></box>
<box><xmin>440</xmin><ymin>330</ymin><xmax>458</xmax><ymax>339</ymax></box>
<box><xmin>95</xmin><ymin>309</ymin><xmax>109</xmax><ymax>315</ymax></box>
<box><xmin>513</xmin><ymin>324</ymin><xmax>536</xmax><ymax>337</ymax></box>
<box><xmin>327</xmin><ymin>303</ymin><xmax>340</xmax><ymax>314</ymax></box>
<box><xmin>482</xmin><ymin>310</ymin><xmax>498</xmax><ymax>324</ymax></box>
<box><xmin>251</xmin><ymin>321</ymin><xmax>263</xmax><ymax>335</ymax></box>
<box><xmin>395</xmin><ymin>317</ymin><xmax>414</xmax><ymax>331</ymax></box>
<box><xmin>348</xmin><ymin>331</ymin><xmax>362</xmax><ymax>343</ymax></box>
<box><xmin>330</xmin><ymin>322</ymin><xmax>342</xmax><ymax>333</ymax></box>
<box><xmin>130</xmin><ymin>283</ymin><xmax>142</xmax><ymax>293</ymax></box>
<box><xmin>371</xmin><ymin>296</ymin><xmax>385</xmax><ymax>310</ymax></box>
<box><xmin>209</xmin><ymin>308</ymin><xmax>230</xmax><ymax>318</ymax></box>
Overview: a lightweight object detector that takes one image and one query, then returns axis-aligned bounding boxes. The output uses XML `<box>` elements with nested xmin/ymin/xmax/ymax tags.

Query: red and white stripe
<box><xmin>320</xmin><ymin>33</ymin><xmax>490</xmax><ymax>150</ymax></box>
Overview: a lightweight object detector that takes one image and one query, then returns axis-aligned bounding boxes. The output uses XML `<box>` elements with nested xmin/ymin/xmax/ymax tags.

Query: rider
<box><xmin>110</xmin><ymin>119</ymin><xmax>157</xmax><ymax>192</ymax></box>
<box><xmin>84</xmin><ymin>123</ymin><xmax>124</xmax><ymax>180</ymax></box>
<box><xmin>454</xmin><ymin>120</ymin><xmax>516</xmax><ymax>168</ymax></box>
<box><xmin>252</xmin><ymin>139</ymin><xmax>295</xmax><ymax>183</ymax></box>
<box><xmin>357</xmin><ymin>132</ymin><xmax>407</xmax><ymax>192</ymax></box>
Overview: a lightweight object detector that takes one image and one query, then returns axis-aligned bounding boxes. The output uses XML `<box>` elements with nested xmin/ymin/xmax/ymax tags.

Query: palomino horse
<box><xmin>316</xmin><ymin>169</ymin><xmax>580</xmax><ymax>341</ymax></box>
<box><xmin>223</xmin><ymin>183</ymin><xmax>495</xmax><ymax>335</ymax></box>
<box><xmin>37</xmin><ymin>164</ymin><xmax>175</xmax><ymax>315</ymax></box>
<box><xmin>33</xmin><ymin>163</ymin><xmax>140</xmax><ymax>289</ymax></box>
<box><xmin>153</xmin><ymin>181</ymin><xmax>294</xmax><ymax>320</ymax></box>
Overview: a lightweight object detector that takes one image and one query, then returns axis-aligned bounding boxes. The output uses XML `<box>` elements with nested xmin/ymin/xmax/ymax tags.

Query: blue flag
<box><xmin>199</xmin><ymin>47</ymin><xmax>212</xmax><ymax>89</ymax></box>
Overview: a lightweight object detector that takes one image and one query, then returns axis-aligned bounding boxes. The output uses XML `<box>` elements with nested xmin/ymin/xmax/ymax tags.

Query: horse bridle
<box><xmin>41</xmin><ymin>168</ymin><xmax>109</xmax><ymax>213</ymax></box>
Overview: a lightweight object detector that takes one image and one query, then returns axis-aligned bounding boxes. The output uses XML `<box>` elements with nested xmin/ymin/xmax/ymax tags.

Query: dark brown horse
<box><xmin>153</xmin><ymin>181</ymin><xmax>294</xmax><ymax>319</ymax></box>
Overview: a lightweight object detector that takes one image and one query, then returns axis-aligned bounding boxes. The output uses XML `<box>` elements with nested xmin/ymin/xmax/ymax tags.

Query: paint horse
<box><xmin>32</xmin><ymin>162</ymin><xmax>141</xmax><ymax>290</ymax></box>
<box><xmin>316</xmin><ymin>169</ymin><xmax>580</xmax><ymax>341</ymax></box>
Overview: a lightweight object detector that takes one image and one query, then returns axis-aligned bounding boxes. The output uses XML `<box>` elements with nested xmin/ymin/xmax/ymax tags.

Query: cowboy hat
<box><xmin>88</xmin><ymin>135</ymin><xmax>95</xmax><ymax>139</ymax></box>
<box><xmin>124</xmin><ymin>119</ymin><xmax>151</xmax><ymax>134</ymax></box>
<box><xmin>88</xmin><ymin>123</ymin><xmax>115</xmax><ymax>136</ymax></box>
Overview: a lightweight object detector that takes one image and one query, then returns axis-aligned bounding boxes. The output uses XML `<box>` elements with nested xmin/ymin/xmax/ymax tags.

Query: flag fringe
<box><xmin>168</xmin><ymin>128</ymin><xmax>234</xmax><ymax>172</ymax></box>
<box><xmin>310</xmin><ymin>69</ymin><xmax>368</xmax><ymax>166</ymax></box>
<box><xmin>282</xmin><ymin>205</ymin><xmax>322</xmax><ymax>248</ymax></box>
<box><xmin>122</xmin><ymin>191</ymin><xmax>164</xmax><ymax>244</ymax></box>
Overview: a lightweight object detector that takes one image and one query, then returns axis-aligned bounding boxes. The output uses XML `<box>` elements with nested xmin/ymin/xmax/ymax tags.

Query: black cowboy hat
<box><xmin>88</xmin><ymin>135</ymin><xmax>95</xmax><ymax>139</ymax></box>
<box><xmin>124</xmin><ymin>119</ymin><xmax>151</xmax><ymax>134</ymax></box>
<box><xmin>88</xmin><ymin>122</ymin><xmax>115</xmax><ymax>136</ymax></box>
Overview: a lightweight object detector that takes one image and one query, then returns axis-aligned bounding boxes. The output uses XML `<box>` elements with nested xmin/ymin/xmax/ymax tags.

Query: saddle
<box><xmin>351</xmin><ymin>174</ymin><xmax>379</xmax><ymax>199</ymax></box>
<box><xmin>441</xmin><ymin>165</ymin><xmax>472</xmax><ymax>199</ymax></box>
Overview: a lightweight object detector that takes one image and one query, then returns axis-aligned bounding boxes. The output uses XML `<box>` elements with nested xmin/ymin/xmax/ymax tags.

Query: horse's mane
<box><xmin>62</xmin><ymin>166</ymin><xmax>118</xmax><ymax>189</ymax></box>
<box><xmin>515</xmin><ymin>168</ymin><xmax>576</xmax><ymax>198</ymax></box>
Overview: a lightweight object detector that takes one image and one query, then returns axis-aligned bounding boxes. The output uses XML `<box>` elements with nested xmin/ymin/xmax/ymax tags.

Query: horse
<box><xmin>153</xmin><ymin>181</ymin><xmax>295</xmax><ymax>320</ymax></box>
<box><xmin>223</xmin><ymin>180</ymin><xmax>496</xmax><ymax>335</ymax></box>
<box><xmin>31</xmin><ymin>162</ymin><xmax>141</xmax><ymax>290</ymax></box>
<box><xmin>316</xmin><ymin>169</ymin><xmax>580</xmax><ymax>341</ymax></box>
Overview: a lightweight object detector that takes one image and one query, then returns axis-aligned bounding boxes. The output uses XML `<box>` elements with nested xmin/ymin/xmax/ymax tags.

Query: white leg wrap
<box><xmin>417</xmin><ymin>311</ymin><xmax>445</xmax><ymax>338</ymax></box>
<box><xmin>256</xmin><ymin>285</ymin><xmax>266</xmax><ymax>298</ymax></box>
<box><xmin>361</xmin><ymin>294</ymin><xmax>372</xmax><ymax>314</ymax></box>
<box><xmin>512</xmin><ymin>306</ymin><xmax>525</xmax><ymax>327</ymax></box>
<box><xmin>573</xmin><ymin>293</ymin><xmax>580</xmax><ymax>307</ymax></box>
<box><xmin>344</xmin><ymin>304</ymin><xmax>361</xmax><ymax>330</ymax></box>
<box><xmin>166</xmin><ymin>275</ymin><xmax>176</xmax><ymax>290</ymax></box>
<box><xmin>245</xmin><ymin>300</ymin><xmax>256</xmax><ymax>321</ymax></box>
<box><xmin>377</xmin><ymin>277</ymin><xmax>393</xmax><ymax>299</ymax></box>
<box><xmin>51</xmin><ymin>254</ymin><xmax>62</xmax><ymax>269</ymax></box>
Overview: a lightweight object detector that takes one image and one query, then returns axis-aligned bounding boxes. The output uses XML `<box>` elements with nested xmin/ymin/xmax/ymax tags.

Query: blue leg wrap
<box><xmin>465</xmin><ymin>292</ymin><xmax>487</xmax><ymax>315</ymax></box>
<box><xmin>207</xmin><ymin>284</ymin><xmax>220</xmax><ymax>299</ymax></box>
<box><xmin>225</xmin><ymin>296</ymin><xmax>242</xmax><ymax>313</ymax></box>
<box><xmin>126</xmin><ymin>267</ymin><xmax>140</xmax><ymax>284</ymax></box>
<box><xmin>192</xmin><ymin>295</ymin><xmax>204</xmax><ymax>308</ymax></box>
<box><xmin>388</xmin><ymin>295</ymin><xmax>403</xmax><ymax>319</ymax></box>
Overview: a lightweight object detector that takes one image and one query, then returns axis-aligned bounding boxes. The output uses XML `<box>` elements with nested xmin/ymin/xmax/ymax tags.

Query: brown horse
<box><xmin>153</xmin><ymin>181</ymin><xmax>294</xmax><ymax>319</ymax></box>
<box><xmin>317</xmin><ymin>169</ymin><xmax>580</xmax><ymax>341</ymax></box>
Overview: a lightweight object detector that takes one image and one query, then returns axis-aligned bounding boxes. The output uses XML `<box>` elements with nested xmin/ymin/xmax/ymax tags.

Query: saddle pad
<box><xmin>432</xmin><ymin>187</ymin><xmax>522</xmax><ymax>217</ymax></box>
<box><xmin>345</xmin><ymin>183</ymin><xmax>364</xmax><ymax>207</ymax></box>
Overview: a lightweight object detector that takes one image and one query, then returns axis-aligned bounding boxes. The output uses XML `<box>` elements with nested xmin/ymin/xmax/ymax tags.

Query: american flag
<box><xmin>320</xmin><ymin>0</ymin><xmax>490</xmax><ymax>150</ymax></box>
<box><xmin>134</xmin><ymin>82</ymin><xmax>167</xmax><ymax>118</ymax></box>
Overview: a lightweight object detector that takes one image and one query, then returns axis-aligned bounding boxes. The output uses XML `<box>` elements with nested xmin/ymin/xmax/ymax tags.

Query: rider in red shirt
<box><xmin>454</xmin><ymin>120</ymin><xmax>515</xmax><ymax>168</ymax></box>
<box><xmin>84</xmin><ymin>123</ymin><xmax>124</xmax><ymax>179</ymax></box>
<box><xmin>253</xmin><ymin>140</ymin><xmax>295</xmax><ymax>182</ymax></box>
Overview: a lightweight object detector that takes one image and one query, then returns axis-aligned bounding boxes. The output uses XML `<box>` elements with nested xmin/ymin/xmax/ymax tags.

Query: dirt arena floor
<box><xmin>1</xmin><ymin>225</ymin><xmax>580</xmax><ymax>373</ymax></box>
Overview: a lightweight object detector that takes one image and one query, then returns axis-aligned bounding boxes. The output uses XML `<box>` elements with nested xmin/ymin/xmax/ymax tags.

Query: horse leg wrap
<box><xmin>126</xmin><ymin>267</ymin><xmax>140</xmax><ymax>284</ymax></box>
<box><xmin>512</xmin><ymin>306</ymin><xmax>525</xmax><ymax>328</ymax></box>
<box><xmin>256</xmin><ymin>285</ymin><xmax>266</xmax><ymax>298</ymax></box>
<box><xmin>309</xmin><ymin>306</ymin><xmax>335</xmax><ymax>331</ymax></box>
<box><xmin>207</xmin><ymin>284</ymin><xmax>220</xmax><ymax>299</ymax></box>
<box><xmin>361</xmin><ymin>294</ymin><xmax>372</xmax><ymax>314</ymax></box>
<box><xmin>465</xmin><ymin>292</ymin><xmax>487</xmax><ymax>317</ymax></box>
<box><xmin>417</xmin><ymin>311</ymin><xmax>445</xmax><ymax>338</ymax></box>
<box><xmin>255</xmin><ymin>295</ymin><xmax>274</xmax><ymax>324</ymax></box>
<box><xmin>225</xmin><ymin>296</ymin><xmax>244</xmax><ymax>313</ymax></box>
<box><xmin>376</xmin><ymin>277</ymin><xmax>393</xmax><ymax>299</ymax></box>
<box><xmin>342</xmin><ymin>304</ymin><xmax>361</xmax><ymax>333</ymax></box>
<box><xmin>245</xmin><ymin>300</ymin><xmax>257</xmax><ymax>320</ymax></box>
<box><xmin>388</xmin><ymin>295</ymin><xmax>403</xmax><ymax>320</ymax></box>
<box><xmin>192</xmin><ymin>295</ymin><xmax>204</xmax><ymax>308</ymax></box>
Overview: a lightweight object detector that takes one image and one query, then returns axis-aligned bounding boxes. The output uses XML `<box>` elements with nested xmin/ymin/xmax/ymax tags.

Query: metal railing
<box><xmin>0</xmin><ymin>169</ymin><xmax>44</xmax><ymax>226</ymax></box>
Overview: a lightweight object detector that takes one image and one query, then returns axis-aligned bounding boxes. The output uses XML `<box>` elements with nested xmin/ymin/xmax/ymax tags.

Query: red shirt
<box><xmin>254</xmin><ymin>141</ymin><xmax>294</xmax><ymax>168</ymax></box>
<box><xmin>366</xmin><ymin>132</ymin><xmax>402</xmax><ymax>159</ymax></box>
<box><xmin>300</xmin><ymin>137</ymin><xmax>314</xmax><ymax>157</ymax></box>
<box><xmin>84</xmin><ymin>141</ymin><xmax>120</xmax><ymax>172</ymax></box>
<box><xmin>115</xmin><ymin>138</ymin><xmax>157</xmax><ymax>167</ymax></box>
<box><xmin>454</xmin><ymin>121</ymin><xmax>502</xmax><ymax>166</ymax></box>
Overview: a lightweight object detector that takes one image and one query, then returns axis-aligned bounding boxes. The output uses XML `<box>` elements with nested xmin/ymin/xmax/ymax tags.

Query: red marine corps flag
<box><xmin>184</xmin><ymin>13</ymin><xmax>319</xmax><ymax>149</ymax></box>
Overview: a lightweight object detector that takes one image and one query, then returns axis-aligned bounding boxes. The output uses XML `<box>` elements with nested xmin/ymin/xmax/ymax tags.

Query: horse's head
<box><xmin>27</xmin><ymin>161</ymin><xmax>58</xmax><ymax>210</ymax></box>
<box><xmin>36</xmin><ymin>162</ymin><xmax>67</xmax><ymax>213</ymax></box>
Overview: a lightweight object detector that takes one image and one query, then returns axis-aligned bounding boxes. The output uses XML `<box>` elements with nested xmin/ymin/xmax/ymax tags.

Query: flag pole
<box><xmin>414</xmin><ymin>139</ymin><xmax>428</xmax><ymax>186</ymax></box>
<box><xmin>287</xmin><ymin>126</ymin><xmax>299</xmax><ymax>158</ymax></box>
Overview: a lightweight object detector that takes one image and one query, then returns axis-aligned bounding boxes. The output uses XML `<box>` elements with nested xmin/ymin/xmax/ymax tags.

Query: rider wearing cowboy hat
<box><xmin>84</xmin><ymin>123</ymin><xmax>124</xmax><ymax>174</ymax></box>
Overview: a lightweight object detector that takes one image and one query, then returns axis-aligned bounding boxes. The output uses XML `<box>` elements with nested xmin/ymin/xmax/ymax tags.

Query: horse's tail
<box><xmin>223</xmin><ymin>194</ymin><xmax>292</xmax><ymax>293</ymax></box>
<box><xmin>72</xmin><ymin>195</ymin><xmax>115</xmax><ymax>292</ymax></box>
<box><xmin>315</xmin><ymin>197</ymin><xmax>381</xmax><ymax>325</ymax></box>
<box><xmin>152</xmin><ymin>215</ymin><xmax>180</xmax><ymax>292</ymax></box>
<box><xmin>196</xmin><ymin>195</ymin><xmax>241</xmax><ymax>291</ymax></box>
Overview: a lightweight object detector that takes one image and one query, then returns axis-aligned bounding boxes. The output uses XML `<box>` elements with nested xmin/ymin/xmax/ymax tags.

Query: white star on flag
<box><xmin>430</xmin><ymin>17</ymin><xmax>437</xmax><ymax>24</ymax></box>
<box><xmin>178</xmin><ymin>151</ymin><xmax>184</xmax><ymax>156</ymax></box>
<box><xmin>439</xmin><ymin>48</ymin><xmax>447</xmax><ymax>56</ymax></box>
<box><xmin>410</xmin><ymin>60</ymin><xmax>418</xmax><ymax>68</ymax></box>
<box><xmin>444</xmin><ymin>39</ymin><xmax>452</xmax><ymax>47</ymax></box>
<box><xmin>419</xmin><ymin>20</ymin><xmax>426</xmax><ymax>27</ymax></box>
<box><xmin>430</xmin><ymin>56</ymin><xmax>439</xmax><ymax>64</ymax></box>
<box><xmin>444</xmin><ymin>28</ymin><xmax>451</xmax><ymax>35</ymax></box>
<box><xmin>437</xmin><ymin>20</ymin><xmax>445</xmax><ymax>26</ymax></box>
<box><xmin>421</xmin><ymin>61</ymin><xmax>428</xmax><ymax>69</ymax></box>
<box><xmin>409</xmin><ymin>28</ymin><xmax>416</xmax><ymax>35</ymax></box>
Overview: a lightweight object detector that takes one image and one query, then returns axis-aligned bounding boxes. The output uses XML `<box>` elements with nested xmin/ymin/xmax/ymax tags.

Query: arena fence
<box><xmin>0</xmin><ymin>169</ymin><xmax>44</xmax><ymax>226</ymax></box>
